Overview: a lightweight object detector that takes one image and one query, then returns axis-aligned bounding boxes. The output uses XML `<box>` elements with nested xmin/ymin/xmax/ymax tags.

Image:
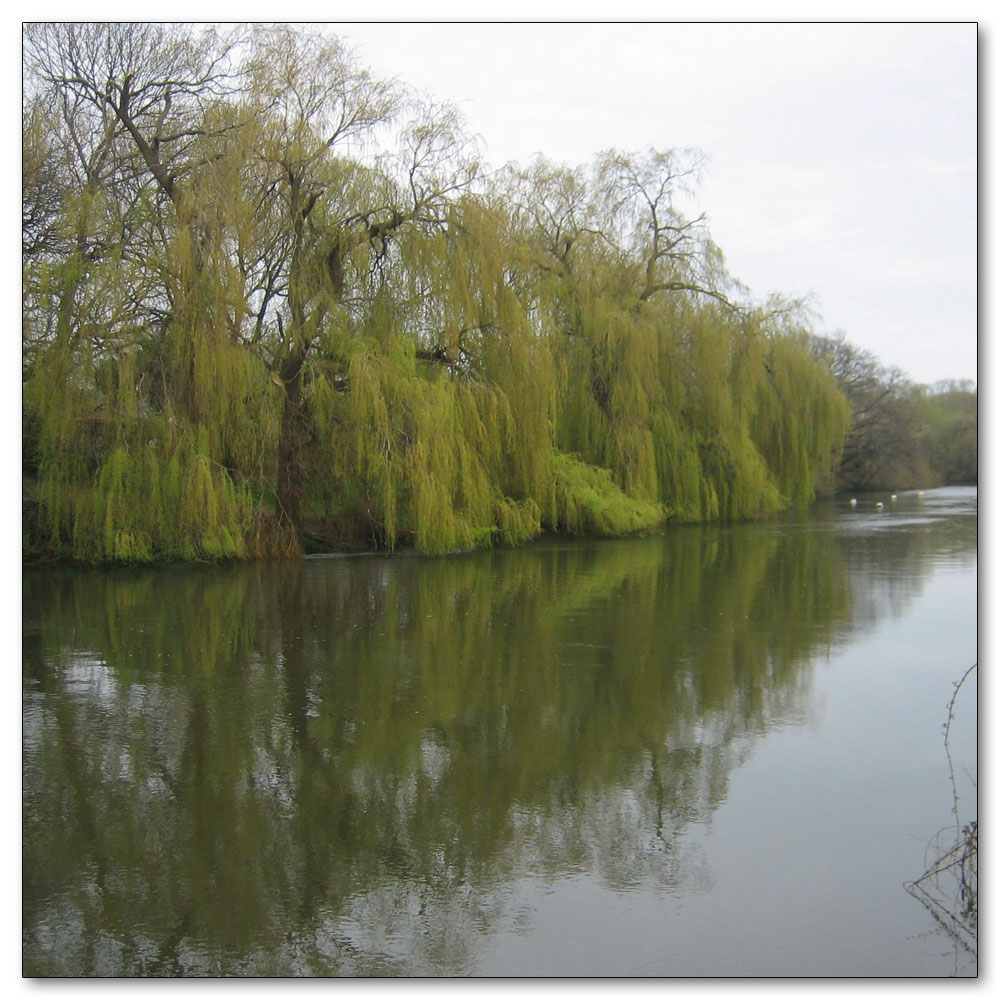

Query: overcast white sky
<box><xmin>330</xmin><ymin>20</ymin><xmax>978</xmax><ymax>388</ymax></box>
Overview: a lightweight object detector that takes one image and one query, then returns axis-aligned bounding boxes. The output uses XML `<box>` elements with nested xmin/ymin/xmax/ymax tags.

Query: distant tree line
<box><xmin>21</xmin><ymin>23</ymin><xmax>967</xmax><ymax>564</ymax></box>
<box><xmin>810</xmin><ymin>334</ymin><xmax>977</xmax><ymax>492</ymax></box>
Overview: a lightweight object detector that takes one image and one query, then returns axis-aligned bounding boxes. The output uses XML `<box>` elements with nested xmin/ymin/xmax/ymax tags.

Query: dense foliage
<box><xmin>810</xmin><ymin>335</ymin><xmax>977</xmax><ymax>492</ymax></box>
<box><xmin>23</xmin><ymin>23</ymin><xmax>853</xmax><ymax>562</ymax></box>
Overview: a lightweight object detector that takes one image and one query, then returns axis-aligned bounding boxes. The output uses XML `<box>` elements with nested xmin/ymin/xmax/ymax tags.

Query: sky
<box><xmin>325</xmin><ymin>20</ymin><xmax>979</xmax><ymax>388</ymax></box>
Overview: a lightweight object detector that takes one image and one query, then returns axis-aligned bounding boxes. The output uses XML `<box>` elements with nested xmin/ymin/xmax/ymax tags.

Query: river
<box><xmin>22</xmin><ymin>486</ymin><xmax>978</xmax><ymax>977</ymax></box>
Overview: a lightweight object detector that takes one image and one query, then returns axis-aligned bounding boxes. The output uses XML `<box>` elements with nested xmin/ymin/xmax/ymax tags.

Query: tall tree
<box><xmin>811</xmin><ymin>333</ymin><xmax>931</xmax><ymax>490</ymax></box>
<box><xmin>23</xmin><ymin>23</ymin><xmax>852</xmax><ymax>562</ymax></box>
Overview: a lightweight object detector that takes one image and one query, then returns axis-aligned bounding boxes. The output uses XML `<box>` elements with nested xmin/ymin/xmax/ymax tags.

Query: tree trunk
<box><xmin>275</xmin><ymin>350</ymin><xmax>307</xmax><ymax>537</ymax></box>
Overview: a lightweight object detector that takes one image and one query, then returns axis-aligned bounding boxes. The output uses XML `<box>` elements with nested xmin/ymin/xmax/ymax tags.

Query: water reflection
<box><xmin>22</xmin><ymin>489</ymin><xmax>977</xmax><ymax>975</ymax></box>
<box><xmin>814</xmin><ymin>488</ymin><xmax>977</xmax><ymax>632</ymax></box>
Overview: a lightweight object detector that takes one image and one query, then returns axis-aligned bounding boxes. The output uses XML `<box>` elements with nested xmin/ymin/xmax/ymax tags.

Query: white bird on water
<box><xmin>849</xmin><ymin>498</ymin><xmax>857</xmax><ymax>507</ymax></box>
<box><xmin>875</xmin><ymin>501</ymin><xmax>884</xmax><ymax>509</ymax></box>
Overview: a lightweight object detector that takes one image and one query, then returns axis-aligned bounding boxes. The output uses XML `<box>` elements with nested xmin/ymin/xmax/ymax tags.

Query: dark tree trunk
<box><xmin>275</xmin><ymin>350</ymin><xmax>307</xmax><ymax>536</ymax></box>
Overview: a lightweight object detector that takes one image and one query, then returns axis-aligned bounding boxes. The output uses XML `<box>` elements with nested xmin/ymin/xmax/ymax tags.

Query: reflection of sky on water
<box><xmin>62</xmin><ymin>654</ymin><xmax>119</xmax><ymax>706</ymax></box>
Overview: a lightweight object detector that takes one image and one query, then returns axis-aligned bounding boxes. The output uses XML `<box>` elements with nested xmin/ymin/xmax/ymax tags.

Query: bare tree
<box><xmin>25</xmin><ymin>22</ymin><xmax>248</xmax><ymax>209</ymax></box>
<box><xmin>594</xmin><ymin>148</ymin><xmax>736</xmax><ymax>308</ymax></box>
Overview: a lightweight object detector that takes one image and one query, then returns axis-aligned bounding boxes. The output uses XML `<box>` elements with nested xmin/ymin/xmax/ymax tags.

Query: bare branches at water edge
<box><xmin>905</xmin><ymin>663</ymin><xmax>977</xmax><ymax>965</ymax></box>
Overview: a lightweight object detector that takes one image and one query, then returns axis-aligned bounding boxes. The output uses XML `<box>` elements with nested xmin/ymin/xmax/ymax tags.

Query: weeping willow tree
<box><xmin>748</xmin><ymin>309</ymin><xmax>851</xmax><ymax>506</ymax></box>
<box><xmin>23</xmin><ymin>23</ymin><xmax>849</xmax><ymax>564</ymax></box>
<box><xmin>507</xmin><ymin>149</ymin><xmax>849</xmax><ymax>526</ymax></box>
<box><xmin>23</xmin><ymin>23</ymin><xmax>289</xmax><ymax>562</ymax></box>
<box><xmin>291</xmin><ymin>190</ymin><xmax>555</xmax><ymax>554</ymax></box>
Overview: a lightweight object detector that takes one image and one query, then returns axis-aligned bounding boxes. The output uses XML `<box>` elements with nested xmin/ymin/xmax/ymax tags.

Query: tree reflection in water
<box><xmin>23</xmin><ymin>500</ymin><xmax>972</xmax><ymax>975</ymax></box>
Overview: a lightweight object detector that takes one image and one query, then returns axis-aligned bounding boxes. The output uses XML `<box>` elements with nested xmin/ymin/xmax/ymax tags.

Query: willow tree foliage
<box><xmin>504</xmin><ymin>151</ymin><xmax>847</xmax><ymax>524</ymax></box>
<box><xmin>23</xmin><ymin>22</ymin><xmax>850</xmax><ymax>563</ymax></box>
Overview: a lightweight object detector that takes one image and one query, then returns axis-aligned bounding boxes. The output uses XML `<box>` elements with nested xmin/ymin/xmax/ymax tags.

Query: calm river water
<box><xmin>22</xmin><ymin>487</ymin><xmax>978</xmax><ymax>977</ymax></box>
